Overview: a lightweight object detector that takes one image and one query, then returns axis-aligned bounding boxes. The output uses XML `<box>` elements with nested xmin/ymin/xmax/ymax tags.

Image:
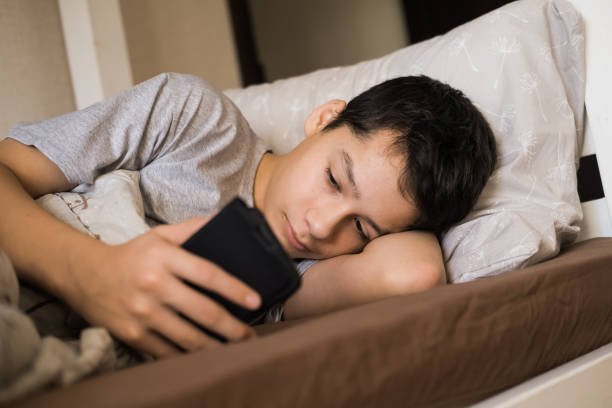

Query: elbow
<box><xmin>384</xmin><ymin>261</ymin><xmax>446</xmax><ymax>296</ymax></box>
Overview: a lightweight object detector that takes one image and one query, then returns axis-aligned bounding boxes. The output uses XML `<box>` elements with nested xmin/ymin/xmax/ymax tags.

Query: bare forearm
<box><xmin>283</xmin><ymin>254</ymin><xmax>382</xmax><ymax>320</ymax></box>
<box><xmin>0</xmin><ymin>163</ymin><xmax>103</xmax><ymax>299</ymax></box>
<box><xmin>283</xmin><ymin>231</ymin><xmax>445</xmax><ymax>320</ymax></box>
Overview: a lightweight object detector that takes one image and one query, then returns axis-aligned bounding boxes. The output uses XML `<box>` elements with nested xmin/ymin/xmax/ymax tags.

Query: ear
<box><xmin>303</xmin><ymin>99</ymin><xmax>347</xmax><ymax>138</ymax></box>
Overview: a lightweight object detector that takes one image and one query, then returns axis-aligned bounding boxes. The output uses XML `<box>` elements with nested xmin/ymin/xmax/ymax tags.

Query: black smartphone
<box><xmin>180</xmin><ymin>197</ymin><xmax>301</xmax><ymax>342</ymax></box>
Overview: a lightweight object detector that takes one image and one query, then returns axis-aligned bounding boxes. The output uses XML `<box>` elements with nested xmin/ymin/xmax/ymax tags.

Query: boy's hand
<box><xmin>63</xmin><ymin>217</ymin><xmax>262</xmax><ymax>358</ymax></box>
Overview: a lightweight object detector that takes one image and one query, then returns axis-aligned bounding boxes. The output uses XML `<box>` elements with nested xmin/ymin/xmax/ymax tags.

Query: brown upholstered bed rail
<box><xmin>15</xmin><ymin>238</ymin><xmax>612</xmax><ymax>408</ymax></box>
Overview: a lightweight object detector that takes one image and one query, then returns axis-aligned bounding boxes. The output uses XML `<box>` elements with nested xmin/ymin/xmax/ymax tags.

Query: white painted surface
<box><xmin>473</xmin><ymin>342</ymin><xmax>612</xmax><ymax>407</ymax></box>
<box><xmin>568</xmin><ymin>0</ymin><xmax>612</xmax><ymax>218</ymax></box>
<box><xmin>578</xmin><ymin>198</ymin><xmax>612</xmax><ymax>241</ymax></box>
<box><xmin>88</xmin><ymin>0</ymin><xmax>133</xmax><ymax>98</ymax></box>
<box><xmin>58</xmin><ymin>0</ymin><xmax>133</xmax><ymax>109</ymax></box>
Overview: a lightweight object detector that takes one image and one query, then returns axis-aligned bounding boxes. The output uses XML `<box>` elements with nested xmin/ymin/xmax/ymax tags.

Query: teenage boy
<box><xmin>0</xmin><ymin>73</ymin><xmax>496</xmax><ymax>358</ymax></box>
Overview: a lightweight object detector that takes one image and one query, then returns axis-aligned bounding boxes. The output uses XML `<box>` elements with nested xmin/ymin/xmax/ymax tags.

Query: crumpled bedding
<box><xmin>0</xmin><ymin>247</ymin><xmax>145</xmax><ymax>404</ymax></box>
<box><xmin>0</xmin><ymin>168</ymin><xmax>297</xmax><ymax>404</ymax></box>
<box><xmin>0</xmin><ymin>170</ymin><xmax>150</xmax><ymax>404</ymax></box>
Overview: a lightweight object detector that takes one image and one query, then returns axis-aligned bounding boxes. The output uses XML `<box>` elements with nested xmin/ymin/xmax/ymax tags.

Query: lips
<box><xmin>284</xmin><ymin>214</ymin><xmax>308</xmax><ymax>252</ymax></box>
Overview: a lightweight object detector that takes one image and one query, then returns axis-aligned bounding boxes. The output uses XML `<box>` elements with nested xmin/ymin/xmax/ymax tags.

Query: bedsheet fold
<box><xmin>0</xmin><ymin>249</ymin><xmax>142</xmax><ymax>405</ymax></box>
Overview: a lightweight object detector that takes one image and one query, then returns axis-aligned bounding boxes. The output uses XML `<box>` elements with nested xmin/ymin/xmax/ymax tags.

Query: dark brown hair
<box><xmin>324</xmin><ymin>75</ymin><xmax>497</xmax><ymax>236</ymax></box>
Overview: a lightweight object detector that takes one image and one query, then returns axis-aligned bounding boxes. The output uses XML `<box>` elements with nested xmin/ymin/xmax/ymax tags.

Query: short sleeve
<box><xmin>263</xmin><ymin>259</ymin><xmax>318</xmax><ymax>323</ymax></box>
<box><xmin>6</xmin><ymin>73</ymin><xmax>230</xmax><ymax>187</ymax></box>
<box><xmin>7</xmin><ymin>73</ymin><xmax>268</xmax><ymax>223</ymax></box>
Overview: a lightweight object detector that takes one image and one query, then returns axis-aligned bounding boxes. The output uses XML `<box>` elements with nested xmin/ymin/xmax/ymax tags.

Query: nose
<box><xmin>305</xmin><ymin>201</ymin><xmax>351</xmax><ymax>241</ymax></box>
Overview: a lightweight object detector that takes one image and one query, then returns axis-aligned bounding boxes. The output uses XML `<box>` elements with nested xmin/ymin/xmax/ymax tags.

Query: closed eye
<box><xmin>328</xmin><ymin>167</ymin><xmax>369</xmax><ymax>242</ymax></box>
<box><xmin>326</xmin><ymin>167</ymin><xmax>340</xmax><ymax>191</ymax></box>
<box><xmin>354</xmin><ymin>218</ymin><xmax>369</xmax><ymax>242</ymax></box>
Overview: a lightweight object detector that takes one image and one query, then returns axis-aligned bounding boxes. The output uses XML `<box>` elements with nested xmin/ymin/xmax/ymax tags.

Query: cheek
<box><xmin>320</xmin><ymin>229</ymin><xmax>364</xmax><ymax>258</ymax></box>
<box><xmin>287</xmin><ymin>168</ymin><xmax>328</xmax><ymax>207</ymax></box>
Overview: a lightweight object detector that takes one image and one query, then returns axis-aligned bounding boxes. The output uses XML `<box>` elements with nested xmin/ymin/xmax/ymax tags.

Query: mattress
<box><xmin>15</xmin><ymin>237</ymin><xmax>612</xmax><ymax>407</ymax></box>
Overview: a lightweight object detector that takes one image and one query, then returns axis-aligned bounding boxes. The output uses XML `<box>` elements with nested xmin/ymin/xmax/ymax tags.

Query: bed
<box><xmin>7</xmin><ymin>0</ymin><xmax>612</xmax><ymax>406</ymax></box>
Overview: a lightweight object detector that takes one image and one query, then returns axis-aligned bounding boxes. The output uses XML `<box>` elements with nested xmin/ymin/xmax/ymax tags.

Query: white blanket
<box><xmin>0</xmin><ymin>170</ymin><xmax>150</xmax><ymax>404</ymax></box>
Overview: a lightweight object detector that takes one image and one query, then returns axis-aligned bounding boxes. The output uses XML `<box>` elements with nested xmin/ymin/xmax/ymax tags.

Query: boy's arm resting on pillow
<box><xmin>283</xmin><ymin>230</ymin><xmax>445</xmax><ymax>320</ymax></box>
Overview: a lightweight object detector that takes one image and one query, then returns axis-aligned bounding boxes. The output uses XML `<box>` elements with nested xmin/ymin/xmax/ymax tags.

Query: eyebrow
<box><xmin>341</xmin><ymin>149</ymin><xmax>390</xmax><ymax>237</ymax></box>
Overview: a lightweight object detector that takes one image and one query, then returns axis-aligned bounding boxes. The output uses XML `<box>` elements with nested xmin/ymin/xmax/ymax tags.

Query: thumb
<box><xmin>152</xmin><ymin>215</ymin><xmax>214</xmax><ymax>245</ymax></box>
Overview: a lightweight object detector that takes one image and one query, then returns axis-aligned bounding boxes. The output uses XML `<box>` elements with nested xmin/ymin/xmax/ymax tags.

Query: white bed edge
<box><xmin>473</xmin><ymin>342</ymin><xmax>612</xmax><ymax>407</ymax></box>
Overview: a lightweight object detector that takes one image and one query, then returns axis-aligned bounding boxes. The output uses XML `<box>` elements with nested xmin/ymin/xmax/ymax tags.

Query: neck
<box><xmin>253</xmin><ymin>152</ymin><xmax>281</xmax><ymax>210</ymax></box>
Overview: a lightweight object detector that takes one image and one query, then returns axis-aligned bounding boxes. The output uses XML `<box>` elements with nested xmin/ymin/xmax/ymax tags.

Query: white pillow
<box><xmin>224</xmin><ymin>0</ymin><xmax>585</xmax><ymax>282</ymax></box>
<box><xmin>37</xmin><ymin>170</ymin><xmax>150</xmax><ymax>245</ymax></box>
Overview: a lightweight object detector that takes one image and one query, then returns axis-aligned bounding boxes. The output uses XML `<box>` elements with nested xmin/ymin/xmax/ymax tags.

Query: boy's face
<box><xmin>256</xmin><ymin>101</ymin><xmax>419</xmax><ymax>260</ymax></box>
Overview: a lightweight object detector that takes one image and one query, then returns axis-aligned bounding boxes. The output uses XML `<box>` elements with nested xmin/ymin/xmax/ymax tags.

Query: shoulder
<box><xmin>129</xmin><ymin>73</ymin><xmax>232</xmax><ymax>109</ymax></box>
<box><xmin>142</xmin><ymin>73</ymin><xmax>250</xmax><ymax>127</ymax></box>
<box><xmin>164</xmin><ymin>73</ymin><xmax>219</xmax><ymax>92</ymax></box>
<box><xmin>112</xmin><ymin>73</ymin><xmax>231</xmax><ymax>119</ymax></box>
<box><xmin>143</xmin><ymin>73</ymin><xmax>225</xmax><ymax>102</ymax></box>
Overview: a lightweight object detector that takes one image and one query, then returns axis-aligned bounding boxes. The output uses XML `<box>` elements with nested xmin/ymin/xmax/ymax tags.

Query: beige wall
<box><xmin>250</xmin><ymin>0</ymin><xmax>408</xmax><ymax>81</ymax></box>
<box><xmin>120</xmin><ymin>0</ymin><xmax>241</xmax><ymax>90</ymax></box>
<box><xmin>0</xmin><ymin>0</ymin><xmax>75</xmax><ymax>138</ymax></box>
<box><xmin>0</xmin><ymin>0</ymin><xmax>407</xmax><ymax>138</ymax></box>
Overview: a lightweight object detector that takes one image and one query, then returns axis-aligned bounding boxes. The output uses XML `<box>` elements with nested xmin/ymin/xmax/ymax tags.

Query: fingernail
<box><xmin>246</xmin><ymin>294</ymin><xmax>260</xmax><ymax>308</ymax></box>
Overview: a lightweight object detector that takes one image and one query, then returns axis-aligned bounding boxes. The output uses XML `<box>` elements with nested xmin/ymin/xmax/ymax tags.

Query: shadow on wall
<box><xmin>233</xmin><ymin>0</ymin><xmax>409</xmax><ymax>84</ymax></box>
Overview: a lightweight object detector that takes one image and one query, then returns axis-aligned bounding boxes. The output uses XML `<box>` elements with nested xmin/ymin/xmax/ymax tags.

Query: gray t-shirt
<box><xmin>9</xmin><ymin>72</ymin><xmax>312</xmax><ymax>323</ymax></box>
<box><xmin>7</xmin><ymin>73</ymin><xmax>268</xmax><ymax>222</ymax></box>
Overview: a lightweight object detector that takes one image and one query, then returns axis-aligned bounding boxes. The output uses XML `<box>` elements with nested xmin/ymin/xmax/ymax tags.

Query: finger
<box><xmin>163</xmin><ymin>249</ymin><xmax>262</xmax><ymax>310</ymax></box>
<box><xmin>127</xmin><ymin>330</ymin><xmax>182</xmax><ymax>359</ymax></box>
<box><xmin>153</xmin><ymin>216</ymin><xmax>214</xmax><ymax>246</ymax></box>
<box><xmin>147</xmin><ymin>304</ymin><xmax>225</xmax><ymax>351</ymax></box>
<box><xmin>163</xmin><ymin>276</ymin><xmax>258</xmax><ymax>342</ymax></box>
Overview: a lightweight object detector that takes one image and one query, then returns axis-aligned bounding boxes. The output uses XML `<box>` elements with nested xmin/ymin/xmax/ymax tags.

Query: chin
<box><xmin>281</xmin><ymin>239</ymin><xmax>309</xmax><ymax>260</ymax></box>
